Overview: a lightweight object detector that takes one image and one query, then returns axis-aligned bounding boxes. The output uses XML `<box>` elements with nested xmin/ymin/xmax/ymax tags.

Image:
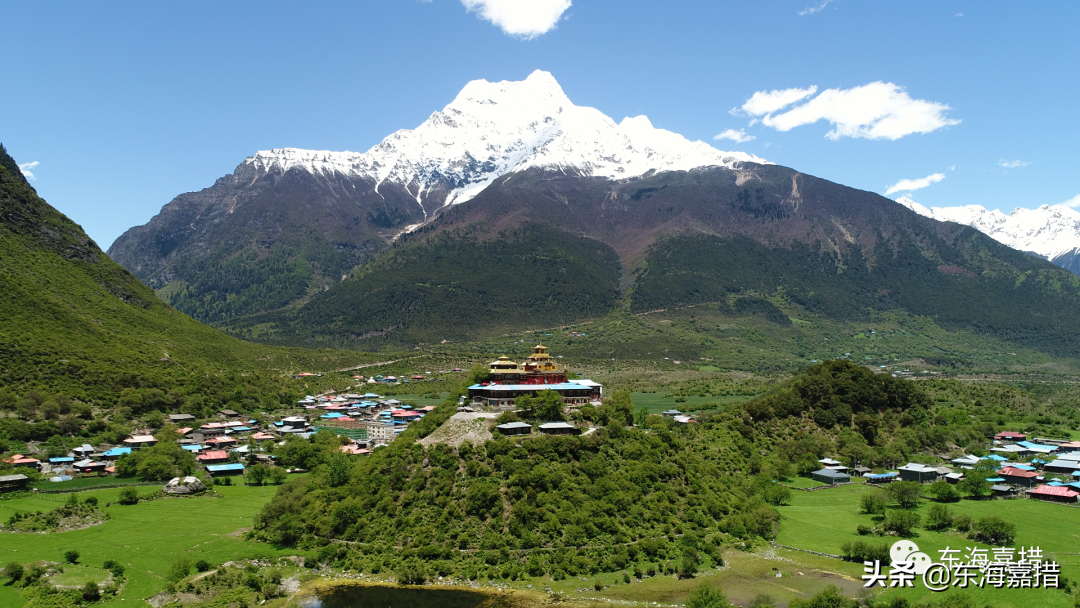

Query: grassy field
<box><xmin>0</xmin><ymin>482</ymin><xmax>301</xmax><ymax>607</ymax></box>
<box><xmin>775</xmin><ymin>484</ymin><xmax>1080</xmax><ymax>607</ymax></box>
<box><xmin>32</xmin><ymin>476</ymin><xmax>159</xmax><ymax>491</ymax></box>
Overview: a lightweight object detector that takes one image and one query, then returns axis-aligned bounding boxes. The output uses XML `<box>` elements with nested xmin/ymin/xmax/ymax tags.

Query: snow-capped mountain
<box><xmin>897</xmin><ymin>196</ymin><xmax>1080</xmax><ymax>273</ymax></box>
<box><xmin>242</xmin><ymin>70</ymin><xmax>766</xmax><ymax>211</ymax></box>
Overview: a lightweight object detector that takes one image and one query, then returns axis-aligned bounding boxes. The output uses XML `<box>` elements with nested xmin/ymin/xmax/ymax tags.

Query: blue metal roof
<box><xmin>982</xmin><ymin>455</ymin><xmax>1008</xmax><ymax>461</ymax></box>
<box><xmin>866</xmin><ymin>472</ymin><xmax>898</xmax><ymax>478</ymax></box>
<box><xmin>49</xmin><ymin>457</ymin><xmax>74</xmax><ymax>463</ymax></box>
<box><xmin>206</xmin><ymin>463</ymin><xmax>245</xmax><ymax>472</ymax></box>
<box><xmin>230</xmin><ymin>426</ymin><xmax>251</xmax><ymax>431</ymax></box>
<box><xmin>320</xmin><ymin>413</ymin><xmax>345</xmax><ymax>419</ymax></box>
<box><xmin>986</xmin><ymin>477</ymin><xmax>1005</xmax><ymax>482</ymax></box>
<box><xmin>102</xmin><ymin>447</ymin><xmax>132</xmax><ymax>457</ymax></box>
<box><xmin>1010</xmin><ymin>464</ymin><xmax>1036</xmax><ymax>471</ymax></box>
<box><xmin>181</xmin><ymin>445</ymin><xmax>204</xmax><ymax>452</ymax></box>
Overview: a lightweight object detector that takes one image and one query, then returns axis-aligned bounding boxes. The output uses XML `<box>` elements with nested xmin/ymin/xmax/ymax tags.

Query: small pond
<box><xmin>299</xmin><ymin>585</ymin><xmax>490</xmax><ymax>608</ymax></box>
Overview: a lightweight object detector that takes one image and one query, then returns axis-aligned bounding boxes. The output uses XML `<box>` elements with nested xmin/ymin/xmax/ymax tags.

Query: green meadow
<box><xmin>0</xmin><ymin>482</ymin><xmax>301</xmax><ymax>607</ymax></box>
<box><xmin>776</xmin><ymin>484</ymin><xmax>1080</xmax><ymax>607</ymax></box>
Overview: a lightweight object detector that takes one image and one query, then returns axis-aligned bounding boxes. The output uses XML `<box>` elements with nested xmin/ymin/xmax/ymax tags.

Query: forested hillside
<box><xmin>251</xmin><ymin>360</ymin><xmax>1025</xmax><ymax>580</ymax></box>
<box><xmin>0</xmin><ymin>144</ymin><xmax>374</xmax><ymax>424</ymax></box>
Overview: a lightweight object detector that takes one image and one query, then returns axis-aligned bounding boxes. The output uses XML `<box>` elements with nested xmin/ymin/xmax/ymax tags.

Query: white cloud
<box><xmin>737</xmin><ymin>86</ymin><xmax>817</xmax><ymax>116</ymax></box>
<box><xmin>798</xmin><ymin>0</ymin><xmax>833</xmax><ymax>16</ymax></box>
<box><xmin>713</xmin><ymin>129</ymin><xmax>755</xmax><ymax>143</ymax></box>
<box><xmin>1063</xmin><ymin>194</ymin><xmax>1080</xmax><ymax>208</ymax></box>
<box><xmin>18</xmin><ymin>161</ymin><xmax>39</xmax><ymax>180</ymax></box>
<box><xmin>999</xmin><ymin>159</ymin><xmax>1031</xmax><ymax>169</ymax></box>
<box><xmin>884</xmin><ymin>172</ymin><xmax>946</xmax><ymax>196</ymax></box>
<box><xmin>461</xmin><ymin>0</ymin><xmax>571</xmax><ymax>39</ymax></box>
<box><xmin>742</xmin><ymin>81</ymin><xmax>959</xmax><ymax>140</ymax></box>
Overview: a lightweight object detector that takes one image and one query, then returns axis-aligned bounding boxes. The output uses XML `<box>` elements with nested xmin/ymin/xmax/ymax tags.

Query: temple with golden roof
<box><xmin>468</xmin><ymin>344</ymin><xmax>602</xmax><ymax>408</ymax></box>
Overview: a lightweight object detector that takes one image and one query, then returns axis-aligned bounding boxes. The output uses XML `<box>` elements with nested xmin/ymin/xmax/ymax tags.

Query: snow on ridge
<box><xmin>896</xmin><ymin>196</ymin><xmax>1080</xmax><ymax>258</ymax></box>
<box><xmin>239</xmin><ymin>70</ymin><xmax>767</xmax><ymax>206</ymax></box>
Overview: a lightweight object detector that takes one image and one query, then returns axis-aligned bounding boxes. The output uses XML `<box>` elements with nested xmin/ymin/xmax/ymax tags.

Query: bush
<box><xmin>269</xmin><ymin>466</ymin><xmax>288</xmax><ymax>485</ymax></box>
<box><xmin>971</xmin><ymin>516</ymin><xmax>1016</xmax><ymax>545</ymax></box>
<box><xmin>82</xmin><ymin>582</ymin><xmax>100</xmax><ymax>601</ymax></box>
<box><xmin>925</xmin><ymin>504</ymin><xmax>953</xmax><ymax>530</ymax></box>
<box><xmin>104</xmin><ymin>559</ymin><xmax>125</xmax><ymax>578</ymax></box>
<box><xmin>118</xmin><ymin>487</ymin><xmax>139</xmax><ymax>505</ymax></box>
<box><xmin>884</xmin><ymin>510</ymin><xmax>920</xmax><ymax>537</ymax></box>
<box><xmin>859</xmin><ymin>492</ymin><xmax>888</xmax><ymax>516</ymax></box>
<box><xmin>856</xmin><ymin>525</ymin><xmax>873</xmax><ymax>536</ymax></box>
<box><xmin>64</xmin><ymin>550</ymin><xmax>79</xmax><ymax>564</ymax></box>
<box><xmin>763</xmin><ymin>484</ymin><xmax>791</xmax><ymax>506</ymax></box>
<box><xmin>195</xmin><ymin>559</ymin><xmax>212</xmax><ymax>572</ymax></box>
<box><xmin>685</xmin><ymin>582</ymin><xmax>731</xmax><ymax>608</ymax></box>
<box><xmin>888</xmin><ymin>481</ymin><xmax>922</xmax><ymax>509</ymax></box>
<box><xmin>3</xmin><ymin>562</ymin><xmax>23</xmax><ymax>583</ymax></box>
<box><xmin>928</xmin><ymin>480</ymin><xmax>959</xmax><ymax>502</ymax></box>
<box><xmin>167</xmin><ymin>558</ymin><xmax>193</xmax><ymax>583</ymax></box>
<box><xmin>840</xmin><ymin>540</ymin><xmax>890</xmax><ymax>563</ymax></box>
<box><xmin>953</xmin><ymin>514</ymin><xmax>973</xmax><ymax>532</ymax></box>
<box><xmin>396</xmin><ymin>558</ymin><xmax>427</xmax><ymax>585</ymax></box>
<box><xmin>83</xmin><ymin>496</ymin><xmax>99</xmax><ymax>507</ymax></box>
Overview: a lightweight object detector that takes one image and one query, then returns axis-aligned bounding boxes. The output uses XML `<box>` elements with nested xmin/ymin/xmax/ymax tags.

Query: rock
<box><xmin>164</xmin><ymin>476</ymin><xmax>207</xmax><ymax>495</ymax></box>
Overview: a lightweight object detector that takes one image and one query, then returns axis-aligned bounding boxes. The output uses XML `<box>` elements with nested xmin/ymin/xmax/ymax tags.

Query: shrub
<box><xmin>763</xmin><ymin>484</ymin><xmax>791</xmax><ymax>506</ymax></box>
<box><xmin>118</xmin><ymin>487</ymin><xmax>139</xmax><ymax>505</ymax></box>
<box><xmin>195</xmin><ymin>559</ymin><xmax>212</xmax><ymax>572</ymax></box>
<box><xmin>953</xmin><ymin>514</ymin><xmax>973</xmax><ymax>532</ymax></box>
<box><xmin>64</xmin><ymin>550</ymin><xmax>79</xmax><ymax>564</ymax></box>
<box><xmin>884</xmin><ymin>510</ymin><xmax>920</xmax><ymax>537</ymax></box>
<box><xmin>269</xmin><ymin>466</ymin><xmax>288</xmax><ymax>485</ymax></box>
<box><xmin>971</xmin><ymin>516</ymin><xmax>1016</xmax><ymax>545</ymax></box>
<box><xmin>82</xmin><ymin>582</ymin><xmax>100</xmax><ymax>601</ymax></box>
<box><xmin>685</xmin><ymin>582</ymin><xmax>731</xmax><ymax>608</ymax></box>
<box><xmin>167</xmin><ymin>558</ymin><xmax>193</xmax><ymax>583</ymax></box>
<box><xmin>3</xmin><ymin>562</ymin><xmax>23</xmax><ymax>583</ymax></box>
<box><xmin>928</xmin><ymin>480</ymin><xmax>959</xmax><ymax>502</ymax></box>
<box><xmin>888</xmin><ymin>481</ymin><xmax>922</xmax><ymax>509</ymax></box>
<box><xmin>396</xmin><ymin>558</ymin><xmax>427</xmax><ymax>585</ymax></box>
<box><xmin>856</xmin><ymin>525</ymin><xmax>873</xmax><ymax>536</ymax></box>
<box><xmin>83</xmin><ymin>496</ymin><xmax>99</xmax><ymax>507</ymax></box>
<box><xmin>925</xmin><ymin>504</ymin><xmax>953</xmax><ymax>531</ymax></box>
<box><xmin>859</xmin><ymin>492</ymin><xmax>888</xmax><ymax>517</ymax></box>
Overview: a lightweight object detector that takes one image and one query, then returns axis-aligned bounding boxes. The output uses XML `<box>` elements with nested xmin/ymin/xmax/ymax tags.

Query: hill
<box><xmin>0</xmin><ymin>143</ymin><xmax>373</xmax><ymax>412</ymax></box>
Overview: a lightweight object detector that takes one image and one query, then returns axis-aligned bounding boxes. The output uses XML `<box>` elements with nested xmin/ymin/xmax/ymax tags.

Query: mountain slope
<box><xmin>897</xmin><ymin>196</ymin><xmax>1080</xmax><ymax>273</ymax></box>
<box><xmin>0</xmin><ymin>144</ymin><xmax>370</xmax><ymax>402</ymax></box>
<box><xmin>107</xmin><ymin>71</ymin><xmax>762</xmax><ymax>325</ymax></box>
<box><xmin>229</xmin><ymin>162</ymin><xmax>1080</xmax><ymax>360</ymax></box>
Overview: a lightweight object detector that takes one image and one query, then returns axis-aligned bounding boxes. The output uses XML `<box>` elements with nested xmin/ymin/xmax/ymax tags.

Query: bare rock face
<box><xmin>164</xmin><ymin>476</ymin><xmax>207</xmax><ymax>495</ymax></box>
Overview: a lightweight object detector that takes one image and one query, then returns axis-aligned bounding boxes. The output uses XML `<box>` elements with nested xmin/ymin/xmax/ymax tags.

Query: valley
<box><xmin>6</xmin><ymin>67</ymin><xmax>1080</xmax><ymax>608</ymax></box>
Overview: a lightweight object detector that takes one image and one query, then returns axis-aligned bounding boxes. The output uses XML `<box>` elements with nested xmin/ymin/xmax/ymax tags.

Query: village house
<box><xmin>538</xmin><ymin>422</ymin><xmax>579</xmax><ymax>435</ymax></box>
<box><xmin>123</xmin><ymin>435</ymin><xmax>157</xmax><ymax>449</ymax></box>
<box><xmin>1029</xmin><ymin>485</ymin><xmax>1080</xmax><ymax>503</ymax></box>
<box><xmin>998</xmin><ymin>466</ymin><xmax>1041</xmax><ymax>488</ymax></box>
<box><xmin>169</xmin><ymin>413</ymin><xmax>196</xmax><ymax>423</ymax></box>
<box><xmin>206</xmin><ymin>463</ymin><xmax>245</xmax><ymax>477</ymax></box>
<box><xmin>811</xmin><ymin>468</ymin><xmax>851</xmax><ymax>484</ymax></box>
<box><xmin>0</xmin><ymin>474</ymin><xmax>30</xmax><ymax>493</ymax></box>
<box><xmin>204</xmin><ymin>436</ymin><xmax>237</xmax><ymax>449</ymax></box>
<box><xmin>994</xmin><ymin>431</ymin><xmax>1027</xmax><ymax>442</ymax></box>
<box><xmin>2</xmin><ymin>454</ymin><xmax>41</xmax><ymax>468</ymax></box>
<box><xmin>496</xmin><ymin>421</ymin><xmax>533</xmax><ymax>436</ymax></box>
<box><xmin>897</xmin><ymin>463</ymin><xmax>938</xmax><ymax>483</ymax></box>
<box><xmin>197</xmin><ymin>450</ymin><xmax>230</xmax><ymax>465</ymax></box>
<box><xmin>102</xmin><ymin>447</ymin><xmax>132</xmax><ymax>460</ymax></box>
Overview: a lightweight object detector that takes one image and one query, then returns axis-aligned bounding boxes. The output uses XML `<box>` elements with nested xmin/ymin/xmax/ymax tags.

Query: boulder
<box><xmin>164</xmin><ymin>476</ymin><xmax>207</xmax><ymax>495</ymax></box>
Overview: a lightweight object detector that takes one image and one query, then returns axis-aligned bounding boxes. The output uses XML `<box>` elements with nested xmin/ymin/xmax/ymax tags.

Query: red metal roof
<box><xmin>198</xmin><ymin>450</ymin><xmax>229</xmax><ymax>461</ymax></box>
<box><xmin>996</xmin><ymin>431</ymin><xmax>1026</xmax><ymax>438</ymax></box>
<box><xmin>999</xmin><ymin>466</ymin><xmax>1039</xmax><ymax>478</ymax></box>
<box><xmin>1030</xmin><ymin>485</ymin><xmax>1080</xmax><ymax>497</ymax></box>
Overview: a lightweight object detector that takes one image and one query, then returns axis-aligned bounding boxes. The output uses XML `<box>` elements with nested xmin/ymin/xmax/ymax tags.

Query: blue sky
<box><xmin>3</xmin><ymin>1</ymin><xmax>1079</xmax><ymax>249</ymax></box>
